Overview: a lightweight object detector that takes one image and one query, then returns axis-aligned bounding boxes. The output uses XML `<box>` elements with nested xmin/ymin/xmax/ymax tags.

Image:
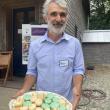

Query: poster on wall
<box><xmin>22</xmin><ymin>24</ymin><xmax>47</xmax><ymax>64</ymax></box>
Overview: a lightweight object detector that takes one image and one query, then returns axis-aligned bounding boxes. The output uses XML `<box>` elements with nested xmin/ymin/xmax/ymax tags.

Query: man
<box><xmin>14</xmin><ymin>0</ymin><xmax>85</xmax><ymax>110</ymax></box>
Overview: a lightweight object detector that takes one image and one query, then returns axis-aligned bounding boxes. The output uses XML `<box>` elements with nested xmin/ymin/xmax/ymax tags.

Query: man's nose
<box><xmin>56</xmin><ymin>14</ymin><xmax>62</xmax><ymax>21</ymax></box>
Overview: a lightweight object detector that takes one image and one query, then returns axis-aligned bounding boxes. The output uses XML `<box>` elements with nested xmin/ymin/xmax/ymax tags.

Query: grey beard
<box><xmin>48</xmin><ymin>21</ymin><xmax>66</xmax><ymax>35</ymax></box>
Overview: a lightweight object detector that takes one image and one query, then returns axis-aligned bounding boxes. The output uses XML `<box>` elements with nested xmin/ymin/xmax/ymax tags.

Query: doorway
<box><xmin>13</xmin><ymin>7</ymin><xmax>35</xmax><ymax>76</ymax></box>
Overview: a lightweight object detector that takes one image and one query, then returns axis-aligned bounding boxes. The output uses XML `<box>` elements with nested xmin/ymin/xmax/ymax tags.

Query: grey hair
<box><xmin>42</xmin><ymin>0</ymin><xmax>68</xmax><ymax>17</ymax></box>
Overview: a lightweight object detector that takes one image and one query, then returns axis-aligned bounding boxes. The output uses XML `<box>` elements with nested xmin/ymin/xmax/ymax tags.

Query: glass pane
<box><xmin>28</xmin><ymin>11</ymin><xmax>35</xmax><ymax>24</ymax></box>
<box><xmin>16</xmin><ymin>12</ymin><xmax>24</xmax><ymax>29</ymax></box>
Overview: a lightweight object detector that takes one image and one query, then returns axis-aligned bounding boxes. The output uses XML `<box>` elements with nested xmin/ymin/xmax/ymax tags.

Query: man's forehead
<box><xmin>48</xmin><ymin>2</ymin><xmax>66</xmax><ymax>12</ymax></box>
<box><xmin>51</xmin><ymin>0</ymin><xmax>55</xmax><ymax>2</ymax></box>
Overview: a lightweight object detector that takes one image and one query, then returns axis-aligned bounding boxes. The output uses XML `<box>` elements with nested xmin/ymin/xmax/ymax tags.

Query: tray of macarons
<box><xmin>9</xmin><ymin>91</ymin><xmax>72</xmax><ymax>110</ymax></box>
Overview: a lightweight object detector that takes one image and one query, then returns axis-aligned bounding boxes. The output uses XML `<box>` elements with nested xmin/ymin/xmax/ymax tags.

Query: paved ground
<box><xmin>79</xmin><ymin>64</ymin><xmax>110</xmax><ymax>110</ymax></box>
<box><xmin>0</xmin><ymin>87</ymin><xmax>17</xmax><ymax>110</ymax></box>
<box><xmin>0</xmin><ymin>64</ymin><xmax>110</xmax><ymax>110</ymax></box>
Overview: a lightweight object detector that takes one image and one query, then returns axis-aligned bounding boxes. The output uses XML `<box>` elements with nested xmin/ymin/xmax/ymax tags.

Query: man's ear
<box><xmin>43</xmin><ymin>16</ymin><xmax>48</xmax><ymax>23</ymax></box>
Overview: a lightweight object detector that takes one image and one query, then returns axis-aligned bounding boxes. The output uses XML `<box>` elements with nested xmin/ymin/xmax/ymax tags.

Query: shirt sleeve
<box><xmin>26</xmin><ymin>42</ymin><xmax>37</xmax><ymax>76</ymax></box>
<box><xmin>72</xmin><ymin>40</ymin><xmax>85</xmax><ymax>76</ymax></box>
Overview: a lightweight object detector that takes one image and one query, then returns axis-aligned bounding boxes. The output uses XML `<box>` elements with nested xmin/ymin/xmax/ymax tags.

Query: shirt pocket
<box><xmin>57</xmin><ymin>55</ymin><xmax>74</xmax><ymax>72</ymax></box>
<box><xmin>54</xmin><ymin>55</ymin><xmax>74</xmax><ymax>88</ymax></box>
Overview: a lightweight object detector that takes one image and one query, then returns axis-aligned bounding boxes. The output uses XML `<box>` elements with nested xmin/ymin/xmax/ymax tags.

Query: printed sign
<box><xmin>22</xmin><ymin>24</ymin><xmax>47</xmax><ymax>64</ymax></box>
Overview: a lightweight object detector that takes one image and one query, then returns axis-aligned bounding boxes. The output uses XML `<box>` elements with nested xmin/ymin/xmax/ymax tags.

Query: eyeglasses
<box><xmin>50</xmin><ymin>11</ymin><xmax>67</xmax><ymax>17</ymax></box>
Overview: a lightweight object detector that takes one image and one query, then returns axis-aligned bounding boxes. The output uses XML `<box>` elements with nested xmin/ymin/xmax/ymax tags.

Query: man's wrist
<box><xmin>20</xmin><ymin>88</ymin><xmax>26</xmax><ymax>93</ymax></box>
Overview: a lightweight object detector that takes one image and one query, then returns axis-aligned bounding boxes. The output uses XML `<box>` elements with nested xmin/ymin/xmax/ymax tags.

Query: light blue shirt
<box><xmin>26</xmin><ymin>32</ymin><xmax>85</xmax><ymax>101</ymax></box>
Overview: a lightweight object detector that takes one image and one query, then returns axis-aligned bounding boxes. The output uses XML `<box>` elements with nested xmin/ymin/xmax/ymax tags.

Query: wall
<box><xmin>66</xmin><ymin>0</ymin><xmax>87</xmax><ymax>39</ymax></box>
<box><xmin>82</xmin><ymin>30</ymin><xmax>110</xmax><ymax>42</ymax></box>
<box><xmin>0</xmin><ymin>6</ymin><xmax>6</xmax><ymax>51</ymax></box>
<box><xmin>83</xmin><ymin>43</ymin><xmax>110</xmax><ymax>65</ymax></box>
<box><xmin>82</xmin><ymin>30</ymin><xmax>110</xmax><ymax>65</ymax></box>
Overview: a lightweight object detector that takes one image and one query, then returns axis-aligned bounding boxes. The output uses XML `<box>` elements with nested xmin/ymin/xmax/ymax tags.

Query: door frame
<box><xmin>12</xmin><ymin>7</ymin><xmax>35</xmax><ymax>76</ymax></box>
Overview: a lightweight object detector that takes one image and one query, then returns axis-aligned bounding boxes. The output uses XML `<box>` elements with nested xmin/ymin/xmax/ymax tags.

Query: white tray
<box><xmin>9</xmin><ymin>91</ymin><xmax>72</xmax><ymax>110</ymax></box>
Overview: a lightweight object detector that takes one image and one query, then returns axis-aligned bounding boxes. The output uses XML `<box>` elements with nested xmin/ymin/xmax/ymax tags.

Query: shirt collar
<box><xmin>40</xmin><ymin>32</ymin><xmax>71</xmax><ymax>43</ymax></box>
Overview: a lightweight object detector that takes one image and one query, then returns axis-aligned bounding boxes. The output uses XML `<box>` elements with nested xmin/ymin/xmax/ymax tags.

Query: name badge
<box><xmin>59</xmin><ymin>60</ymin><xmax>69</xmax><ymax>67</ymax></box>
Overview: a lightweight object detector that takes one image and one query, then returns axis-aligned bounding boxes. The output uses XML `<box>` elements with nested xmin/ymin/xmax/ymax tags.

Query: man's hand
<box><xmin>72</xmin><ymin>105</ymin><xmax>77</xmax><ymax>110</ymax></box>
<box><xmin>12</xmin><ymin>89</ymin><xmax>25</xmax><ymax>99</ymax></box>
<box><xmin>12</xmin><ymin>75</ymin><xmax>36</xmax><ymax>99</ymax></box>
